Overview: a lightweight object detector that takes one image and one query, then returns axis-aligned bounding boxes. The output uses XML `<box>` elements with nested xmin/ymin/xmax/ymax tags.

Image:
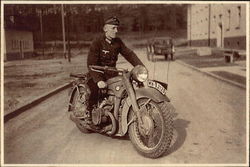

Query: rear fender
<box><xmin>119</xmin><ymin>87</ymin><xmax>170</xmax><ymax>135</ymax></box>
<box><xmin>68</xmin><ymin>84</ymin><xmax>86</xmax><ymax>111</ymax></box>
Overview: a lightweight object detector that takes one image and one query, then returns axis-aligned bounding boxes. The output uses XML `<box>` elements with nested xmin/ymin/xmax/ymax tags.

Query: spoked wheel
<box><xmin>128</xmin><ymin>98</ymin><xmax>174</xmax><ymax>158</ymax></box>
<box><xmin>75</xmin><ymin>118</ymin><xmax>92</xmax><ymax>133</ymax></box>
<box><xmin>70</xmin><ymin>86</ymin><xmax>91</xmax><ymax>133</ymax></box>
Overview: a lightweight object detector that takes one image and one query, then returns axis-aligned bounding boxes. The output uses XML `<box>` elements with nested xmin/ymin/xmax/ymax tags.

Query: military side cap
<box><xmin>105</xmin><ymin>17</ymin><xmax>120</xmax><ymax>26</ymax></box>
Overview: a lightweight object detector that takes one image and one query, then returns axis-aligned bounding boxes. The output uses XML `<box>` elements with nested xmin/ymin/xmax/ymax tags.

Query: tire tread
<box><xmin>129</xmin><ymin>101</ymin><xmax>175</xmax><ymax>158</ymax></box>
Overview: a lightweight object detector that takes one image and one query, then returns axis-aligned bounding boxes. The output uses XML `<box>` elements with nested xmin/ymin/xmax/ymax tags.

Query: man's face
<box><xmin>104</xmin><ymin>24</ymin><xmax>118</xmax><ymax>39</ymax></box>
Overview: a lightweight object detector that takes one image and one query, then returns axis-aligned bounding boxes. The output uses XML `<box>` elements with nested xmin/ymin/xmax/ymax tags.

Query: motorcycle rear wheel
<box><xmin>128</xmin><ymin>99</ymin><xmax>174</xmax><ymax>158</ymax></box>
<box><xmin>70</xmin><ymin>86</ymin><xmax>91</xmax><ymax>133</ymax></box>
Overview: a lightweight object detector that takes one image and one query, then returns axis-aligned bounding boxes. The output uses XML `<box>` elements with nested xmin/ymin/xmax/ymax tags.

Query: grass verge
<box><xmin>4</xmin><ymin>50</ymin><xmax>88</xmax><ymax>115</ymax></box>
<box><xmin>176</xmin><ymin>54</ymin><xmax>239</xmax><ymax>68</ymax></box>
<box><xmin>211</xmin><ymin>71</ymin><xmax>246</xmax><ymax>86</ymax></box>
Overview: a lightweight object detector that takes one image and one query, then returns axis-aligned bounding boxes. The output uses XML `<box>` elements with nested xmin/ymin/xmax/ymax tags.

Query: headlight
<box><xmin>131</xmin><ymin>65</ymin><xmax>149</xmax><ymax>82</ymax></box>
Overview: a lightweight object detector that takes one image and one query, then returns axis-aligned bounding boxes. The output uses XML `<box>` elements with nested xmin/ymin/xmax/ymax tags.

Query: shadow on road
<box><xmin>92</xmin><ymin>131</ymin><xmax>129</xmax><ymax>141</ymax></box>
<box><xmin>164</xmin><ymin>118</ymin><xmax>190</xmax><ymax>156</ymax></box>
<box><xmin>111</xmin><ymin>135</ymin><xmax>130</xmax><ymax>141</ymax></box>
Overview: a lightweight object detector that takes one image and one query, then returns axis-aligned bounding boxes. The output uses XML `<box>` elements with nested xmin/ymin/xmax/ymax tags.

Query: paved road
<box><xmin>4</xmin><ymin>50</ymin><xmax>247</xmax><ymax>165</ymax></box>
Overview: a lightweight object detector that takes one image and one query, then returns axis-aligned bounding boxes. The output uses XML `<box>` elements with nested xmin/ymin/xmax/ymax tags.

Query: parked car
<box><xmin>146</xmin><ymin>37</ymin><xmax>175</xmax><ymax>61</ymax></box>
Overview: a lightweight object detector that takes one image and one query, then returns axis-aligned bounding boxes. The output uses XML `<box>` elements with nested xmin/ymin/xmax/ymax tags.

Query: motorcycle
<box><xmin>68</xmin><ymin>65</ymin><xmax>175</xmax><ymax>158</ymax></box>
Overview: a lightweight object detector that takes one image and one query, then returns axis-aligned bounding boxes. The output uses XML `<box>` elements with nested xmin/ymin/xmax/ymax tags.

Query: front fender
<box><xmin>135</xmin><ymin>87</ymin><xmax>170</xmax><ymax>102</ymax></box>
<box><xmin>119</xmin><ymin>87</ymin><xmax>170</xmax><ymax>135</ymax></box>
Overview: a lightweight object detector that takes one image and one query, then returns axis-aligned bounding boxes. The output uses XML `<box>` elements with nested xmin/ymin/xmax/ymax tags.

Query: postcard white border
<box><xmin>1</xmin><ymin>1</ymin><xmax>249</xmax><ymax>167</ymax></box>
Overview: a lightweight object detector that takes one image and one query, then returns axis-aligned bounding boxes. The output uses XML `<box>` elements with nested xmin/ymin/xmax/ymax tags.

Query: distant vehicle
<box><xmin>146</xmin><ymin>37</ymin><xmax>175</xmax><ymax>61</ymax></box>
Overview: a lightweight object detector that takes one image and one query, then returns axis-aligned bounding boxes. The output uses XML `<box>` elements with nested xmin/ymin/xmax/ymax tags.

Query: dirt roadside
<box><xmin>175</xmin><ymin>49</ymin><xmax>246</xmax><ymax>86</ymax></box>
<box><xmin>4</xmin><ymin>49</ymin><xmax>88</xmax><ymax>115</ymax></box>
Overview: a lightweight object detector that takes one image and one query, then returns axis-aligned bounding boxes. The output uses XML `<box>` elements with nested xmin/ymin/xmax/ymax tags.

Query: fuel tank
<box><xmin>106</xmin><ymin>76</ymin><xmax>125</xmax><ymax>98</ymax></box>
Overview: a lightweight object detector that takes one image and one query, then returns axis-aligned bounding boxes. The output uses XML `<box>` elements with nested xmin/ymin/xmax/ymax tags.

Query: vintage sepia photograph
<box><xmin>1</xmin><ymin>0</ymin><xmax>249</xmax><ymax>166</ymax></box>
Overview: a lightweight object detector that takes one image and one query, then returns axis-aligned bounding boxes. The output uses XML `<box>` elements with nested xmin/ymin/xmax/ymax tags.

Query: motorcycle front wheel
<box><xmin>128</xmin><ymin>98</ymin><xmax>174</xmax><ymax>158</ymax></box>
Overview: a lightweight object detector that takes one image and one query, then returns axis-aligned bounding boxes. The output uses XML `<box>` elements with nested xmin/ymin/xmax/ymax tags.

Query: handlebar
<box><xmin>70</xmin><ymin>66</ymin><xmax>128</xmax><ymax>78</ymax></box>
<box><xmin>70</xmin><ymin>73</ymin><xmax>88</xmax><ymax>78</ymax></box>
<box><xmin>89</xmin><ymin>65</ymin><xmax>127</xmax><ymax>73</ymax></box>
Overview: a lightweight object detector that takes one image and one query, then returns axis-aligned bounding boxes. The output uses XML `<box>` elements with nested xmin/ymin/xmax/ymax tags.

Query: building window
<box><xmin>17</xmin><ymin>40</ymin><xmax>19</xmax><ymax>49</ymax></box>
<box><xmin>13</xmin><ymin>40</ymin><xmax>16</xmax><ymax>49</ymax></box>
<box><xmin>236</xmin><ymin>6</ymin><xmax>241</xmax><ymax>29</ymax></box>
<box><xmin>24</xmin><ymin>41</ymin><xmax>28</xmax><ymax>49</ymax></box>
<box><xmin>26</xmin><ymin>41</ymin><xmax>29</xmax><ymax>49</ymax></box>
<box><xmin>11</xmin><ymin>40</ymin><xmax>14</xmax><ymax>49</ymax></box>
<box><xmin>12</xmin><ymin>40</ymin><xmax>19</xmax><ymax>49</ymax></box>
<box><xmin>226</xmin><ymin>10</ymin><xmax>231</xmax><ymax>31</ymax></box>
<box><xmin>22</xmin><ymin>41</ymin><xmax>25</xmax><ymax>49</ymax></box>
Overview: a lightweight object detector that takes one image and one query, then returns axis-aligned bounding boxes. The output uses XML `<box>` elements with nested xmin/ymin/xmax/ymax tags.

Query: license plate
<box><xmin>147</xmin><ymin>80</ymin><xmax>167</xmax><ymax>95</ymax></box>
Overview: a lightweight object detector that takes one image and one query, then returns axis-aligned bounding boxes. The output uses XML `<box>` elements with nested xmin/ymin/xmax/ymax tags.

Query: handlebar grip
<box><xmin>70</xmin><ymin>73</ymin><xmax>87</xmax><ymax>78</ymax></box>
<box><xmin>89</xmin><ymin>65</ymin><xmax>106</xmax><ymax>70</ymax></box>
<box><xmin>70</xmin><ymin>74</ymin><xmax>78</xmax><ymax>77</ymax></box>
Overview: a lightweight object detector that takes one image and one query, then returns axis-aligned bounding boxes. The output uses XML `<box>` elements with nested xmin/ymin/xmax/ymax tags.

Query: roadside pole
<box><xmin>188</xmin><ymin>5</ymin><xmax>192</xmax><ymax>46</ymax></box>
<box><xmin>208</xmin><ymin>4</ymin><xmax>211</xmax><ymax>46</ymax></box>
<box><xmin>39</xmin><ymin>9</ymin><xmax>44</xmax><ymax>57</ymax></box>
<box><xmin>67</xmin><ymin>5</ymin><xmax>71</xmax><ymax>62</ymax></box>
<box><xmin>61</xmin><ymin>4</ymin><xmax>66</xmax><ymax>59</ymax></box>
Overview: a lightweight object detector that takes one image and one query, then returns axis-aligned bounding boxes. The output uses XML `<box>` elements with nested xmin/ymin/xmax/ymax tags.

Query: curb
<box><xmin>175</xmin><ymin>60</ymin><xmax>246</xmax><ymax>90</ymax></box>
<box><xmin>4</xmin><ymin>82</ymin><xmax>72</xmax><ymax>123</ymax></box>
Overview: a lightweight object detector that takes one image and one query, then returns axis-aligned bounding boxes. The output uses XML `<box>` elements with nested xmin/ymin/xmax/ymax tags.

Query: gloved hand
<box><xmin>97</xmin><ymin>81</ymin><xmax>107</xmax><ymax>89</ymax></box>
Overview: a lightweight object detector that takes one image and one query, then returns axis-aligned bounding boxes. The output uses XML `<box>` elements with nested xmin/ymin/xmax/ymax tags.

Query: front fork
<box><xmin>122</xmin><ymin>73</ymin><xmax>143</xmax><ymax>125</ymax></box>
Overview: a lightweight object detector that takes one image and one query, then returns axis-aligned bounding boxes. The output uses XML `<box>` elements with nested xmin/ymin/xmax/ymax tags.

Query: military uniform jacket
<box><xmin>87</xmin><ymin>35</ymin><xmax>144</xmax><ymax>83</ymax></box>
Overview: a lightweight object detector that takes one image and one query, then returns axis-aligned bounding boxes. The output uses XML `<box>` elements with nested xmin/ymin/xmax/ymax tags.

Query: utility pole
<box><xmin>53</xmin><ymin>5</ymin><xmax>57</xmax><ymax>48</ymax></box>
<box><xmin>208</xmin><ymin>4</ymin><xmax>211</xmax><ymax>46</ymax></box>
<box><xmin>61</xmin><ymin>4</ymin><xmax>66</xmax><ymax>59</ymax></box>
<box><xmin>189</xmin><ymin>5</ymin><xmax>192</xmax><ymax>47</ymax></box>
<box><xmin>67</xmin><ymin>5</ymin><xmax>71</xmax><ymax>62</ymax></box>
<box><xmin>39</xmin><ymin>9</ymin><xmax>44</xmax><ymax>57</ymax></box>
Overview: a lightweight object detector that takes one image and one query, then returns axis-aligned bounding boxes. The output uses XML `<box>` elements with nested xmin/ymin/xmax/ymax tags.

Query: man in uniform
<box><xmin>85</xmin><ymin>16</ymin><xmax>145</xmax><ymax>112</ymax></box>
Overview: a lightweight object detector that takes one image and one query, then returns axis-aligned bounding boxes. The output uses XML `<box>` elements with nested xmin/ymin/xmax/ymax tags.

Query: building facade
<box><xmin>4</xmin><ymin>29</ymin><xmax>34</xmax><ymax>61</ymax></box>
<box><xmin>187</xmin><ymin>3</ymin><xmax>246</xmax><ymax>50</ymax></box>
